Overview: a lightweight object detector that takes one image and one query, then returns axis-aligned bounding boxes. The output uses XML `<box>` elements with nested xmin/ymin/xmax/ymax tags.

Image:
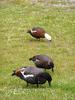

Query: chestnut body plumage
<box><xmin>29</xmin><ymin>55</ymin><xmax>54</xmax><ymax>72</ymax></box>
<box><xmin>27</xmin><ymin>27</ymin><xmax>52</xmax><ymax>41</ymax></box>
<box><xmin>12</xmin><ymin>66</ymin><xmax>52</xmax><ymax>87</ymax></box>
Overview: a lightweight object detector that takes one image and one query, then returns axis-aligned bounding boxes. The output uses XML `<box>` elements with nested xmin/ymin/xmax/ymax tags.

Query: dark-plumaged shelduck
<box><xmin>29</xmin><ymin>55</ymin><xmax>54</xmax><ymax>72</ymax></box>
<box><xmin>27</xmin><ymin>27</ymin><xmax>52</xmax><ymax>41</ymax></box>
<box><xmin>12</xmin><ymin>66</ymin><xmax>52</xmax><ymax>87</ymax></box>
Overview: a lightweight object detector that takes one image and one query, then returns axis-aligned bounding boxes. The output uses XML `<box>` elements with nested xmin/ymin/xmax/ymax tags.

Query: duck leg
<box><xmin>26</xmin><ymin>82</ymin><xmax>29</xmax><ymax>87</ymax></box>
<box><xmin>52</xmin><ymin>68</ymin><xmax>54</xmax><ymax>72</ymax></box>
<box><xmin>37</xmin><ymin>83</ymin><xmax>39</xmax><ymax>88</ymax></box>
<box><xmin>36</xmin><ymin>77</ymin><xmax>39</xmax><ymax>88</ymax></box>
<box><xmin>48</xmin><ymin>81</ymin><xmax>51</xmax><ymax>86</ymax></box>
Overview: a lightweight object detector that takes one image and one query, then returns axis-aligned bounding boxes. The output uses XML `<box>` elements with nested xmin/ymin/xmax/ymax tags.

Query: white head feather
<box><xmin>31</xmin><ymin>29</ymin><xmax>37</xmax><ymax>33</ymax></box>
<box><xmin>21</xmin><ymin>71</ymin><xmax>34</xmax><ymax>78</ymax></box>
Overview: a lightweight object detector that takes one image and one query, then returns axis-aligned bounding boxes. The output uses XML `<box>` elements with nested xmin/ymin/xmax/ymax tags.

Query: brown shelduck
<box><xmin>12</xmin><ymin>66</ymin><xmax>52</xmax><ymax>87</ymax></box>
<box><xmin>27</xmin><ymin>27</ymin><xmax>52</xmax><ymax>41</ymax></box>
<box><xmin>29</xmin><ymin>55</ymin><xmax>54</xmax><ymax>72</ymax></box>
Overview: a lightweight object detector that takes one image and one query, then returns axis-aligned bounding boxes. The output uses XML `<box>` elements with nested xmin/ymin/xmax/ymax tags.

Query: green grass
<box><xmin>0</xmin><ymin>0</ymin><xmax>75</xmax><ymax>100</ymax></box>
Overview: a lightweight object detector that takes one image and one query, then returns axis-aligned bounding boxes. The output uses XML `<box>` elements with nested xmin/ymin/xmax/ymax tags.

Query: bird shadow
<box><xmin>21</xmin><ymin>82</ymin><xmax>52</xmax><ymax>89</ymax></box>
<box><xmin>28</xmin><ymin>38</ymin><xmax>45</xmax><ymax>43</ymax></box>
<box><xmin>26</xmin><ymin>38</ymin><xmax>52</xmax><ymax>47</ymax></box>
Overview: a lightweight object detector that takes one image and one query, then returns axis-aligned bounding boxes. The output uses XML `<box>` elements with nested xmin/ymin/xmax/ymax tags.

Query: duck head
<box><xmin>11</xmin><ymin>69</ymin><xmax>23</xmax><ymax>79</ymax></box>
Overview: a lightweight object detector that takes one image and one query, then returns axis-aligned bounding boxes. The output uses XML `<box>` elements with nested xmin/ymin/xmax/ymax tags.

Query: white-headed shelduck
<box><xmin>12</xmin><ymin>66</ymin><xmax>52</xmax><ymax>87</ymax></box>
<box><xmin>27</xmin><ymin>27</ymin><xmax>52</xmax><ymax>41</ymax></box>
<box><xmin>29</xmin><ymin>55</ymin><xmax>54</xmax><ymax>72</ymax></box>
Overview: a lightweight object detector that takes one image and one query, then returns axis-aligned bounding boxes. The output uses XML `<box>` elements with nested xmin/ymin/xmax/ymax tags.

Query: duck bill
<box><xmin>12</xmin><ymin>73</ymin><xmax>15</xmax><ymax>76</ymax></box>
<box><xmin>29</xmin><ymin>57</ymin><xmax>32</xmax><ymax>60</ymax></box>
<box><xmin>11</xmin><ymin>70</ymin><xmax>15</xmax><ymax>76</ymax></box>
<box><xmin>27</xmin><ymin>30</ymin><xmax>31</xmax><ymax>33</ymax></box>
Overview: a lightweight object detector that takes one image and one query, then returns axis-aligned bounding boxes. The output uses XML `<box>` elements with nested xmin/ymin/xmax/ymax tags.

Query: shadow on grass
<box><xmin>21</xmin><ymin>82</ymin><xmax>52</xmax><ymax>89</ymax></box>
<box><xmin>21</xmin><ymin>82</ymin><xmax>75</xmax><ymax>92</ymax></box>
<box><xmin>25</xmin><ymin>38</ymin><xmax>52</xmax><ymax>47</ymax></box>
<box><xmin>28</xmin><ymin>38</ymin><xmax>46</xmax><ymax>42</ymax></box>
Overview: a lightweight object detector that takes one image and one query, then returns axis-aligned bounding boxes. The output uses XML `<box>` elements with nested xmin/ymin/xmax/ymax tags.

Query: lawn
<box><xmin>0</xmin><ymin>0</ymin><xmax>75</xmax><ymax>100</ymax></box>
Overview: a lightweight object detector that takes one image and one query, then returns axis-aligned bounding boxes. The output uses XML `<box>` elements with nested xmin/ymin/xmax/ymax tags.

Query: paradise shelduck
<box><xmin>27</xmin><ymin>27</ymin><xmax>52</xmax><ymax>41</ymax></box>
<box><xmin>29</xmin><ymin>55</ymin><xmax>54</xmax><ymax>72</ymax></box>
<box><xmin>12</xmin><ymin>66</ymin><xmax>52</xmax><ymax>87</ymax></box>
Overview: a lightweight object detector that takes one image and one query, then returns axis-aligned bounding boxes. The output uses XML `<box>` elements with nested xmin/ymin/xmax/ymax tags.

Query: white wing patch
<box><xmin>21</xmin><ymin>71</ymin><xmax>34</xmax><ymax>78</ymax></box>
<box><xmin>45</xmin><ymin>33</ymin><xmax>52</xmax><ymax>41</ymax></box>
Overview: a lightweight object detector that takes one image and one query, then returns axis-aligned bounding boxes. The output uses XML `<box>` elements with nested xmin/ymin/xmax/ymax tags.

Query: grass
<box><xmin>0</xmin><ymin>0</ymin><xmax>75</xmax><ymax>100</ymax></box>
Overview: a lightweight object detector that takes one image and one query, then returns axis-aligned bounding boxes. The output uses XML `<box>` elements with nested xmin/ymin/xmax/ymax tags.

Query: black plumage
<box><xmin>29</xmin><ymin>55</ymin><xmax>54</xmax><ymax>72</ymax></box>
<box><xmin>12</xmin><ymin>66</ymin><xmax>52</xmax><ymax>87</ymax></box>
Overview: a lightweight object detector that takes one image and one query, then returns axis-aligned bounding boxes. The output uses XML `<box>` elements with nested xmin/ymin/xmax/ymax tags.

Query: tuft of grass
<box><xmin>0</xmin><ymin>0</ymin><xmax>75</xmax><ymax>100</ymax></box>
